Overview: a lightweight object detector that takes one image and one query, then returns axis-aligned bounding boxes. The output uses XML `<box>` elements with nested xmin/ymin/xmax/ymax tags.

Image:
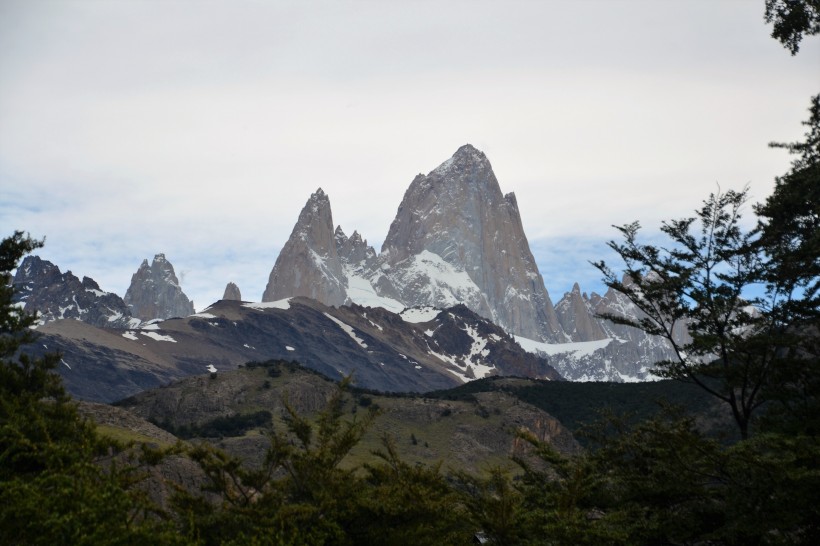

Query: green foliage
<box><xmin>173</xmin><ymin>379</ymin><xmax>379</xmax><ymax>544</ymax></box>
<box><xmin>591</xmin><ymin>110</ymin><xmax>818</xmax><ymax>439</ymax></box>
<box><xmin>507</xmin><ymin>409</ymin><xmax>820</xmax><ymax>545</ymax></box>
<box><xmin>456</xmin><ymin>467</ymin><xmax>527</xmax><ymax>545</ymax></box>
<box><xmin>570</xmin><ymin>86</ymin><xmax>820</xmax><ymax>543</ymax></box>
<box><xmin>430</xmin><ymin>376</ymin><xmax>727</xmax><ymax>443</ymax></box>
<box><xmin>765</xmin><ymin>0</ymin><xmax>820</xmax><ymax>54</ymax></box>
<box><xmin>0</xmin><ymin>231</ymin><xmax>182</xmax><ymax>545</ymax></box>
<box><xmin>153</xmin><ymin>410</ymin><xmax>272</xmax><ymax>439</ymax></box>
<box><xmin>593</xmin><ymin>187</ymin><xmax>774</xmax><ymax>438</ymax></box>
<box><xmin>355</xmin><ymin>436</ymin><xmax>473</xmax><ymax>545</ymax></box>
<box><xmin>755</xmin><ymin>95</ymin><xmax>820</xmax><ymax>435</ymax></box>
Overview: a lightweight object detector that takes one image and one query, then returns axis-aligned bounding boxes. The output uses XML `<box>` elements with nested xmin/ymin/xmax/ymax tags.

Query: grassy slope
<box><xmin>112</xmin><ymin>360</ymin><xmax>735</xmax><ymax>474</ymax></box>
<box><xmin>120</xmin><ymin>361</ymin><xmax>578</xmax><ymax>475</ymax></box>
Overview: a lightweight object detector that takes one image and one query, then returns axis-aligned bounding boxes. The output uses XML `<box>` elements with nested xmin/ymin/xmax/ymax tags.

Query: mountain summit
<box><xmin>262</xmin><ymin>188</ymin><xmax>348</xmax><ymax>306</ymax></box>
<box><xmin>378</xmin><ymin>144</ymin><xmax>565</xmax><ymax>342</ymax></box>
<box><xmin>124</xmin><ymin>253</ymin><xmax>194</xmax><ymax>321</ymax></box>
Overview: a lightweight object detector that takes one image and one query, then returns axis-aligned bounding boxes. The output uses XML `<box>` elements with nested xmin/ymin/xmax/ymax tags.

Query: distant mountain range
<box><xmin>14</xmin><ymin>144</ymin><xmax>687</xmax><ymax>401</ymax></box>
<box><xmin>261</xmin><ymin>144</ymin><xmax>685</xmax><ymax>381</ymax></box>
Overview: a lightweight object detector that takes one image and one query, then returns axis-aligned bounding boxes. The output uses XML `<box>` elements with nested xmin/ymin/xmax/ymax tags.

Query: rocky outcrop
<box><xmin>124</xmin><ymin>254</ymin><xmax>194</xmax><ymax>321</ymax></box>
<box><xmin>12</xmin><ymin>255</ymin><xmax>137</xmax><ymax>329</ymax></box>
<box><xmin>262</xmin><ymin>188</ymin><xmax>348</xmax><ymax>306</ymax></box>
<box><xmin>222</xmin><ymin>282</ymin><xmax>241</xmax><ymax>301</ymax></box>
<box><xmin>262</xmin><ymin>147</ymin><xmax>565</xmax><ymax>341</ymax></box>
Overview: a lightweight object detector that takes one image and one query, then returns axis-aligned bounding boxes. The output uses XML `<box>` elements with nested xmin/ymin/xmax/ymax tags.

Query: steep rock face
<box><xmin>545</xmin><ymin>275</ymin><xmax>691</xmax><ymax>381</ymax></box>
<box><xmin>555</xmin><ymin>283</ymin><xmax>608</xmax><ymax>342</ymax></box>
<box><xmin>262</xmin><ymin>188</ymin><xmax>347</xmax><ymax>306</ymax></box>
<box><xmin>12</xmin><ymin>255</ymin><xmax>137</xmax><ymax>329</ymax></box>
<box><xmin>222</xmin><ymin>282</ymin><xmax>241</xmax><ymax>301</ymax></box>
<box><xmin>335</xmin><ymin>226</ymin><xmax>377</xmax><ymax>270</ymax></box>
<box><xmin>378</xmin><ymin>144</ymin><xmax>565</xmax><ymax>342</ymax></box>
<box><xmin>124</xmin><ymin>254</ymin><xmax>194</xmax><ymax>321</ymax></box>
<box><xmin>591</xmin><ymin>275</ymin><xmax>690</xmax><ymax>350</ymax></box>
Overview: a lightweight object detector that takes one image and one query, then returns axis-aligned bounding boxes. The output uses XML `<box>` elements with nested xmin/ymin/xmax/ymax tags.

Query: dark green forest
<box><xmin>2</xmin><ymin>4</ymin><xmax>818</xmax><ymax>544</ymax></box>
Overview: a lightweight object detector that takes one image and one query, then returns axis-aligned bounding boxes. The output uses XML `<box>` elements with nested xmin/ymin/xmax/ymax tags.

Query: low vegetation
<box><xmin>151</xmin><ymin>410</ymin><xmax>273</xmax><ymax>440</ymax></box>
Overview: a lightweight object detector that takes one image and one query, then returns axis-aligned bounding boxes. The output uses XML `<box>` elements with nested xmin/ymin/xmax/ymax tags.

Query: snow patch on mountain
<box><xmin>401</xmin><ymin>306</ymin><xmax>440</xmax><ymax>323</ymax></box>
<box><xmin>140</xmin><ymin>321</ymin><xmax>161</xmax><ymax>330</ymax></box>
<box><xmin>388</xmin><ymin>250</ymin><xmax>486</xmax><ymax>310</ymax></box>
<box><xmin>345</xmin><ymin>267</ymin><xmax>405</xmax><ymax>312</ymax></box>
<box><xmin>323</xmin><ymin>312</ymin><xmax>368</xmax><ymax>349</ymax></box>
<box><xmin>243</xmin><ymin>298</ymin><xmax>292</xmax><ymax>311</ymax></box>
<box><xmin>140</xmin><ymin>331</ymin><xmax>177</xmax><ymax>343</ymax></box>
<box><xmin>515</xmin><ymin>336</ymin><xmax>613</xmax><ymax>357</ymax></box>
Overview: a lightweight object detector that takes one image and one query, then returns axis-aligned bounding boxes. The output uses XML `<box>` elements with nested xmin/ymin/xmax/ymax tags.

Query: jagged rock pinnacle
<box><xmin>223</xmin><ymin>282</ymin><xmax>241</xmax><ymax>301</ymax></box>
<box><xmin>124</xmin><ymin>254</ymin><xmax>194</xmax><ymax>320</ymax></box>
<box><xmin>379</xmin><ymin>144</ymin><xmax>566</xmax><ymax>342</ymax></box>
<box><xmin>262</xmin><ymin>189</ymin><xmax>347</xmax><ymax>306</ymax></box>
<box><xmin>555</xmin><ymin>282</ymin><xmax>607</xmax><ymax>342</ymax></box>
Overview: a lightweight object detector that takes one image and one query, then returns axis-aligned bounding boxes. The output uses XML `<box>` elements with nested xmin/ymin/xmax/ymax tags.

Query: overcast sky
<box><xmin>2</xmin><ymin>0</ymin><xmax>818</xmax><ymax>311</ymax></box>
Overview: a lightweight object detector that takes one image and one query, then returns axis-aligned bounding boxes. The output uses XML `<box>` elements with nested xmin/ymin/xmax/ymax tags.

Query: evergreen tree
<box><xmin>173</xmin><ymin>379</ymin><xmax>378</xmax><ymax>545</ymax></box>
<box><xmin>592</xmin><ymin>188</ymin><xmax>772</xmax><ymax>439</ymax></box>
<box><xmin>355</xmin><ymin>436</ymin><xmax>473</xmax><ymax>545</ymax></box>
<box><xmin>755</xmin><ymin>95</ymin><xmax>820</xmax><ymax>435</ymax></box>
<box><xmin>765</xmin><ymin>0</ymin><xmax>820</xmax><ymax>54</ymax></box>
<box><xmin>0</xmin><ymin>231</ymin><xmax>181</xmax><ymax>545</ymax></box>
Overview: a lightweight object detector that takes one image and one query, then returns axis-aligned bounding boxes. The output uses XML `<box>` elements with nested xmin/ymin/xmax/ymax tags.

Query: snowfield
<box><xmin>323</xmin><ymin>313</ymin><xmax>368</xmax><ymax>349</ymax></box>
<box><xmin>515</xmin><ymin>336</ymin><xmax>613</xmax><ymax>357</ymax></box>
<box><xmin>243</xmin><ymin>298</ymin><xmax>292</xmax><ymax>311</ymax></box>
<box><xmin>400</xmin><ymin>306</ymin><xmax>440</xmax><ymax>323</ymax></box>
<box><xmin>345</xmin><ymin>268</ymin><xmax>405</xmax><ymax>312</ymax></box>
<box><xmin>140</xmin><ymin>331</ymin><xmax>178</xmax><ymax>343</ymax></box>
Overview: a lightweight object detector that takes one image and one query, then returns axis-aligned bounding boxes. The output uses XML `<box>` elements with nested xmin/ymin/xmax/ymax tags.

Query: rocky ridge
<box><xmin>554</xmin><ymin>283</ymin><xmax>608</xmax><ymax>343</ymax></box>
<box><xmin>12</xmin><ymin>256</ymin><xmax>139</xmax><ymax>329</ymax></box>
<box><xmin>542</xmin><ymin>275</ymin><xmax>689</xmax><ymax>381</ymax></box>
<box><xmin>32</xmin><ymin>297</ymin><xmax>560</xmax><ymax>403</ymax></box>
<box><xmin>377</xmin><ymin>145</ymin><xmax>565</xmax><ymax>342</ymax></box>
<box><xmin>15</xmin><ymin>145</ymin><xmax>687</xmax><ymax>384</ymax></box>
